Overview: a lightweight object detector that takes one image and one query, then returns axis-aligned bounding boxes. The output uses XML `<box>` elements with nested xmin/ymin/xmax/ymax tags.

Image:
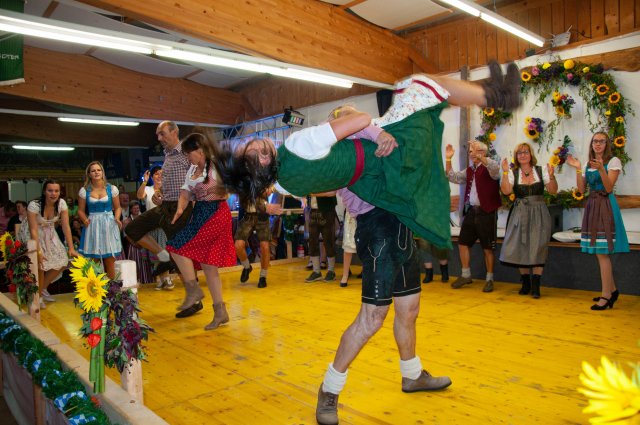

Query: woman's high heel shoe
<box><xmin>592</xmin><ymin>290</ymin><xmax>620</xmax><ymax>303</ymax></box>
<box><xmin>590</xmin><ymin>297</ymin><xmax>612</xmax><ymax>311</ymax></box>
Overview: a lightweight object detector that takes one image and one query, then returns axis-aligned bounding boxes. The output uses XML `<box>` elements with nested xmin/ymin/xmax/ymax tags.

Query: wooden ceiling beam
<box><xmin>0</xmin><ymin>46</ymin><xmax>245</xmax><ymax>125</ymax></box>
<box><xmin>75</xmin><ymin>0</ymin><xmax>418</xmax><ymax>84</ymax></box>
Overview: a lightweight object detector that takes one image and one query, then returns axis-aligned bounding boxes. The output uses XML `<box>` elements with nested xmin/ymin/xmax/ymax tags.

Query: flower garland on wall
<box><xmin>0</xmin><ymin>311</ymin><xmax>112</xmax><ymax>424</ymax></box>
<box><xmin>476</xmin><ymin>107</ymin><xmax>512</xmax><ymax>157</ymax></box>
<box><xmin>0</xmin><ymin>233</ymin><xmax>38</xmax><ymax>310</ymax></box>
<box><xmin>520</xmin><ymin>59</ymin><xmax>633</xmax><ymax>167</ymax></box>
<box><xmin>70</xmin><ymin>256</ymin><xmax>153</xmax><ymax>393</ymax></box>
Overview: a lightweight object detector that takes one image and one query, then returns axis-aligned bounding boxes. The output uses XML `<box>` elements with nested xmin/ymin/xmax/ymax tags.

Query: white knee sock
<box><xmin>157</xmin><ymin>250</ymin><xmax>170</xmax><ymax>262</ymax></box>
<box><xmin>399</xmin><ymin>356</ymin><xmax>423</xmax><ymax>380</ymax></box>
<box><xmin>327</xmin><ymin>257</ymin><xmax>335</xmax><ymax>271</ymax></box>
<box><xmin>322</xmin><ymin>363</ymin><xmax>348</xmax><ymax>394</ymax></box>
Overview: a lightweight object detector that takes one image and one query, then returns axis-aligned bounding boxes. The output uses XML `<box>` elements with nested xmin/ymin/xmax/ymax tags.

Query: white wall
<box><xmin>297</xmin><ymin>32</ymin><xmax>640</xmax><ymax>231</ymax></box>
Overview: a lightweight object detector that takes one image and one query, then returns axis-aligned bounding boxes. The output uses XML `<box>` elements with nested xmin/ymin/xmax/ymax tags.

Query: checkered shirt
<box><xmin>161</xmin><ymin>142</ymin><xmax>191</xmax><ymax>201</ymax></box>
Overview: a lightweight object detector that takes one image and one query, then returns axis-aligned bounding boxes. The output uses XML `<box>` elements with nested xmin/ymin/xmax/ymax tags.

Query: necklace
<box><xmin>522</xmin><ymin>170</ymin><xmax>531</xmax><ymax>177</ymax></box>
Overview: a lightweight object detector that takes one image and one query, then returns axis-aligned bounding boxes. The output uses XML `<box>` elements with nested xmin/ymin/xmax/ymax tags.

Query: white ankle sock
<box><xmin>322</xmin><ymin>363</ymin><xmax>348</xmax><ymax>394</ymax></box>
<box><xmin>486</xmin><ymin>272</ymin><xmax>494</xmax><ymax>281</ymax></box>
<box><xmin>260</xmin><ymin>269</ymin><xmax>268</xmax><ymax>278</ymax></box>
<box><xmin>241</xmin><ymin>259</ymin><xmax>250</xmax><ymax>268</ymax></box>
<box><xmin>399</xmin><ymin>356</ymin><xmax>423</xmax><ymax>380</ymax></box>
<box><xmin>327</xmin><ymin>257</ymin><xmax>335</xmax><ymax>271</ymax></box>
<box><xmin>311</xmin><ymin>256</ymin><xmax>321</xmax><ymax>272</ymax></box>
<box><xmin>461</xmin><ymin>267</ymin><xmax>471</xmax><ymax>278</ymax></box>
<box><xmin>157</xmin><ymin>250</ymin><xmax>171</xmax><ymax>262</ymax></box>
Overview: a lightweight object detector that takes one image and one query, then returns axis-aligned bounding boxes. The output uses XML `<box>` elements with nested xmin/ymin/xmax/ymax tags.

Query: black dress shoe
<box><xmin>592</xmin><ymin>290</ymin><xmax>620</xmax><ymax>303</ymax></box>
<box><xmin>240</xmin><ymin>265</ymin><xmax>253</xmax><ymax>283</ymax></box>
<box><xmin>153</xmin><ymin>261</ymin><xmax>174</xmax><ymax>277</ymax></box>
<box><xmin>257</xmin><ymin>277</ymin><xmax>267</xmax><ymax>288</ymax></box>
<box><xmin>422</xmin><ymin>268</ymin><xmax>433</xmax><ymax>284</ymax></box>
<box><xmin>340</xmin><ymin>281</ymin><xmax>348</xmax><ymax>287</ymax></box>
<box><xmin>175</xmin><ymin>301</ymin><xmax>203</xmax><ymax>318</ymax></box>
<box><xmin>590</xmin><ymin>297</ymin><xmax>612</xmax><ymax>311</ymax></box>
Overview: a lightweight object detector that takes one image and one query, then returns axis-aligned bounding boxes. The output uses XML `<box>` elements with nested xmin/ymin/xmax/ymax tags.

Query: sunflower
<box><xmin>555</xmin><ymin>106</ymin><xmax>566</xmax><ymax>116</ymax></box>
<box><xmin>608</xmin><ymin>92</ymin><xmax>621</xmax><ymax>104</ymax></box>
<box><xmin>0</xmin><ymin>232</ymin><xmax>11</xmax><ymax>259</ymax></box>
<box><xmin>564</xmin><ymin>59</ymin><xmax>575</xmax><ymax>70</ymax></box>
<box><xmin>524</xmin><ymin>127</ymin><xmax>539</xmax><ymax>139</ymax></box>
<box><xmin>553</xmin><ymin>91</ymin><xmax>561</xmax><ymax>102</ymax></box>
<box><xmin>525</xmin><ymin>117</ymin><xmax>532</xmax><ymax>124</ymax></box>
<box><xmin>553</xmin><ymin>148</ymin><xmax>561</xmax><ymax>155</ymax></box>
<box><xmin>583</xmin><ymin>66</ymin><xmax>590</xmax><ymax>73</ymax></box>
<box><xmin>483</xmin><ymin>107</ymin><xmax>495</xmax><ymax>116</ymax></box>
<box><xmin>616</xmin><ymin>116</ymin><xmax>624</xmax><ymax>123</ymax></box>
<box><xmin>613</xmin><ymin>136</ymin><xmax>626</xmax><ymax>148</ymax></box>
<box><xmin>489</xmin><ymin>133</ymin><xmax>497</xmax><ymax>141</ymax></box>
<box><xmin>572</xmin><ymin>189</ymin><xmax>584</xmax><ymax>201</ymax></box>
<box><xmin>508</xmin><ymin>193</ymin><xmax>516</xmax><ymax>202</ymax></box>
<box><xmin>542</xmin><ymin>62</ymin><xmax>551</xmax><ymax>70</ymax></box>
<box><xmin>549</xmin><ymin>155</ymin><xmax>561</xmax><ymax>167</ymax></box>
<box><xmin>605</xmin><ymin>110</ymin><xmax>612</xmax><ymax>116</ymax></box>
<box><xmin>520</xmin><ymin>71</ymin><xmax>531</xmax><ymax>82</ymax></box>
<box><xmin>69</xmin><ymin>256</ymin><xmax>91</xmax><ymax>282</ymax></box>
<box><xmin>74</xmin><ymin>266</ymin><xmax>109</xmax><ymax>313</ymax></box>
<box><xmin>578</xmin><ymin>356</ymin><xmax>640</xmax><ymax>424</ymax></box>
<box><xmin>597</xmin><ymin>84</ymin><xmax>610</xmax><ymax>95</ymax></box>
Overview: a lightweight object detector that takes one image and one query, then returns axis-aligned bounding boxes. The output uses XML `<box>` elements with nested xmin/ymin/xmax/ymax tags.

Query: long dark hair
<box><xmin>39</xmin><ymin>179</ymin><xmax>62</xmax><ymax>216</ymax></box>
<box><xmin>181</xmin><ymin>133</ymin><xmax>215</xmax><ymax>184</ymax></box>
<box><xmin>213</xmin><ymin>138</ymin><xmax>278</xmax><ymax>208</ymax></box>
<box><xmin>589</xmin><ymin>132</ymin><xmax>613</xmax><ymax>164</ymax></box>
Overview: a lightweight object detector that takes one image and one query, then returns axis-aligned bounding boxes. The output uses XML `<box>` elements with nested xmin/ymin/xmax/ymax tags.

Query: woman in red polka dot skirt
<box><xmin>167</xmin><ymin>133</ymin><xmax>236</xmax><ymax>330</ymax></box>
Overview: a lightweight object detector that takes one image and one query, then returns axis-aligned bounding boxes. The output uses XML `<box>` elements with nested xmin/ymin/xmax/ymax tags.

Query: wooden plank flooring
<box><xmin>40</xmin><ymin>261</ymin><xmax>640</xmax><ymax>425</ymax></box>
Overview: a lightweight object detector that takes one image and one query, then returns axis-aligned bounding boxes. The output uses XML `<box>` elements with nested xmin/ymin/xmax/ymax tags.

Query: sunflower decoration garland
<box><xmin>71</xmin><ymin>256</ymin><xmax>109</xmax><ymax>393</ymax></box>
<box><xmin>0</xmin><ymin>232</ymin><xmax>38</xmax><ymax>311</ymax></box>
<box><xmin>70</xmin><ymin>256</ymin><xmax>154</xmax><ymax>392</ymax></box>
<box><xmin>549</xmin><ymin>135</ymin><xmax>573</xmax><ymax>172</ymax></box>
<box><xmin>476</xmin><ymin>107</ymin><xmax>511</xmax><ymax>158</ymax></box>
<box><xmin>519</xmin><ymin>58</ymin><xmax>633</xmax><ymax>167</ymax></box>
<box><xmin>523</xmin><ymin>116</ymin><xmax>545</xmax><ymax>145</ymax></box>
<box><xmin>578</xmin><ymin>355</ymin><xmax>640</xmax><ymax>424</ymax></box>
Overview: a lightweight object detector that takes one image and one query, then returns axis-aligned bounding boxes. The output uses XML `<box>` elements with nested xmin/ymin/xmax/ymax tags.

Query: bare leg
<box><xmin>532</xmin><ymin>266</ymin><xmax>543</xmax><ymax>275</ymax></box>
<box><xmin>42</xmin><ymin>267</ymin><xmax>65</xmax><ymax>291</ymax></box>
<box><xmin>260</xmin><ymin>241</ymin><xmax>270</xmax><ymax>270</ymax></box>
<box><xmin>103</xmin><ymin>257</ymin><xmax>116</xmax><ymax>280</ymax></box>
<box><xmin>459</xmin><ymin>244</ymin><xmax>471</xmax><ymax>269</ymax></box>
<box><xmin>596</xmin><ymin>254</ymin><xmax>614</xmax><ymax>306</ymax></box>
<box><xmin>171</xmin><ymin>253</ymin><xmax>197</xmax><ymax>281</ymax></box>
<box><xmin>201</xmin><ymin>264</ymin><xmax>223</xmax><ymax>304</ymax></box>
<box><xmin>430</xmin><ymin>75</ymin><xmax>487</xmax><ymax>107</ymax></box>
<box><xmin>483</xmin><ymin>249</ymin><xmax>494</xmax><ymax>273</ymax></box>
<box><xmin>235</xmin><ymin>239</ymin><xmax>248</xmax><ymax>262</ymax></box>
<box><xmin>131</xmin><ymin>234</ymin><xmax>162</xmax><ymax>255</ymax></box>
<box><xmin>332</xmin><ymin>303</ymin><xmax>390</xmax><ymax>372</ymax></box>
<box><xmin>423</xmin><ymin>261</ymin><xmax>433</xmax><ymax>269</ymax></box>
<box><xmin>393</xmin><ymin>293</ymin><xmax>420</xmax><ymax>360</ymax></box>
<box><xmin>340</xmin><ymin>252</ymin><xmax>353</xmax><ymax>283</ymax></box>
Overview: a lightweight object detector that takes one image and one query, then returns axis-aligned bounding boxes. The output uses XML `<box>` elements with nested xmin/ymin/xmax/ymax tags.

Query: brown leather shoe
<box><xmin>402</xmin><ymin>370</ymin><xmax>452</xmax><ymax>393</ymax></box>
<box><xmin>316</xmin><ymin>384</ymin><xmax>339</xmax><ymax>425</ymax></box>
<box><xmin>451</xmin><ymin>276</ymin><xmax>473</xmax><ymax>289</ymax></box>
<box><xmin>482</xmin><ymin>280</ymin><xmax>494</xmax><ymax>293</ymax></box>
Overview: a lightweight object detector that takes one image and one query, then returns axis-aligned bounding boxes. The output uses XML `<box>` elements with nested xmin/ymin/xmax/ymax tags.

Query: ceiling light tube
<box><xmin>58</xmin><ymin>117</ymin><xmax>140</xmax><ymax>126</ymax></box>
<box><xmin>13</xmin><ymin>145</ymin><xmax>75</xmax><ymax>151</ymax></box>
<box><xmin>438</xmin><ymin>0</ymin><xmax>480</xmax><ymax>17</ymax></box>
<box><xmin>438</xmin><ymin>0</ymin><xmax>545</xmax><ymax>47</ymax></box>
<box><xmin>155</xmin><ymin>49</ymin><xmax>282</xmax><ymax>74</ymax></box>
<box><xmin>480</xmin><ymin>12</ymin><xmax>545</xmax><ymax>47</ymax></box>
<box><xmin>0</xmin><ymin>13</ymin><xmax>170</xmax><ymax>54</ymax></box>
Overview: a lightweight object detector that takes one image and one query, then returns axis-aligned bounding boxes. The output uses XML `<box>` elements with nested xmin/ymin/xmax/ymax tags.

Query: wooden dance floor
<box><xmin>40</xmin><ymin>260</ymin><xmax>640</xmax><ymax>425</ymax></box>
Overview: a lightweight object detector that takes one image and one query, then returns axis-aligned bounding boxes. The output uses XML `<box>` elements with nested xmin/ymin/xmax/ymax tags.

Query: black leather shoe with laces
<box><xmin>316</xmin><ymin>385</ymin><xmax>339</xmax><ymax>425</ymax></box>
<box><xmin>240</xmin><ymin>265</ymin><xmax>253</xmax><ymax>283</ymax></box>
<box><xmin>257</xmin><ymin>277</ymin><xmax>267</xmax><ymax>288</ymax></box>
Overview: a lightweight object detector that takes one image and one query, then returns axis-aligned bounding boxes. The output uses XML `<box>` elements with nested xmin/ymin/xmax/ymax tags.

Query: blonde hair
<box><xmin>328</xmin><ymin>103</ymin><xmax>357</xmax><ymax>121</ymax></box>
<box><xmin>84</xmin><ymin>161</ymin><xmax>108</xmax><ymax>189</ymax></box>
<box><xmin>511</xmin><ymin>142</ymin><xmax>537</xmax><ymax>169</ymax></box>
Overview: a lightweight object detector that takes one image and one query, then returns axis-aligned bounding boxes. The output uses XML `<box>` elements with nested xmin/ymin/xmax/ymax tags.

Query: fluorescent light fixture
<box><xmin>438</xmin><ymin>0</ymin><xmax>545</xmax><ymax>47</ymax></box>
<box><xmin>0</xmin><ymin>14</ymin><xmax>169</xmax><ymax>54</ymax></box>
<box><xmin>13</xmin><ymin>145</ymin><xmax>75</xmax><ymax>151</ymax></box>
<box><xmin>0</xmin><ymin>10</ymin><xmax>369</xmax><ymax>89</ymax></box>
<box><xmin>156</xmin><ymin>49</ymin><xmax>354</xmax><ymax>88</ymax></box>
<box><xmin>58</xmin><ymin>117</ymin><xmax>140</xmax><ymax>126</ymax></box>
<box><xmin>439</xmin><ymin>0</ymin><xmax>480</xmax><ymax>17</ymax></box>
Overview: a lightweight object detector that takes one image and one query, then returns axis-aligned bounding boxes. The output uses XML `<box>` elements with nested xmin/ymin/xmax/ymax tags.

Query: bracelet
<box><xmin>502</xmin><ymin>171</ymin><xmax>508</xmax><ymax>175</ymax></box>
<box><xmin>576</xmin><ymin>169</ymin><xmax>582</xmax><ymax>174</ymax></box>
<box><xmin>446</xmin><ymin>159</ymin><xmax>452</xmax><ymax>162</ymax></box>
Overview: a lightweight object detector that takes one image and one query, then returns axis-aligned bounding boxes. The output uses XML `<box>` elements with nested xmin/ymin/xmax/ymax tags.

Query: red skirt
<box><xmin>167</xmin><ymin>200</ymin><xmax>236</xmax><ymax>267</ymax></box>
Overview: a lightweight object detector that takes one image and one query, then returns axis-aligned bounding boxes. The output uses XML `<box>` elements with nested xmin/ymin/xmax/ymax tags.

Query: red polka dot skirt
<box><xmin>167</xmin><ymin>200</ymin><xmax>236</xmax><ymax>267</ymax></box>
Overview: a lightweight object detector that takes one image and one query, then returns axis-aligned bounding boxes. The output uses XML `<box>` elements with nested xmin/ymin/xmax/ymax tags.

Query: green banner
<box><xmin>0</xmin><ymin>0</ymin><xmax>25</xmax><ymax>86</ymax></box>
